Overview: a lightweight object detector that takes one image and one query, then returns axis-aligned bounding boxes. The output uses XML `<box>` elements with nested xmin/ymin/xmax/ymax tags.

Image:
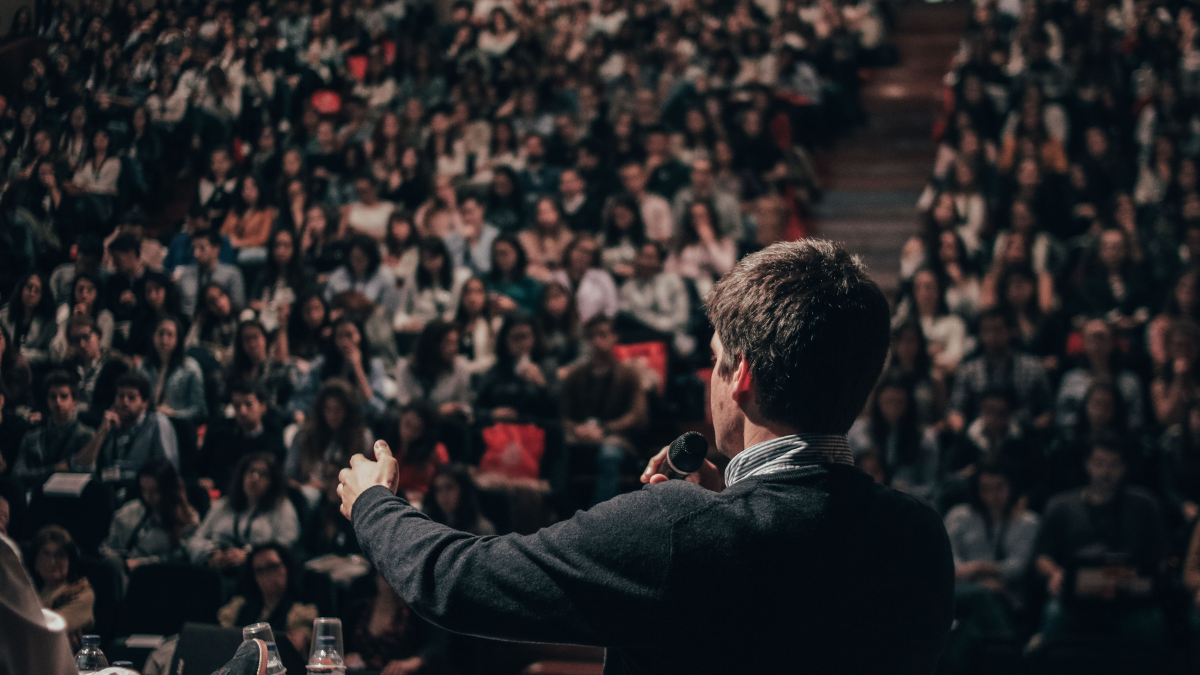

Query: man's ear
<box><xmin>731</xmin><ymin>355</ymin><xmax>753</xmax><ymax>403</ymax></box>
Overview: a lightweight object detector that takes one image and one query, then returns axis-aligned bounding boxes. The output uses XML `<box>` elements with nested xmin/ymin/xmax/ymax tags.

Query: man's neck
<box><xmin>1085</xmin><ymin>485</ymin><xmax>1119</xmax><ymax>505</ymax></box>
<box><xmin>199</xmin><ymin>259</ymin><xmax>217</xmax><ymax>272</ymax></box>
<box><xmin>49</xmin><ymin>414</ymin><xmax>74</xmax><ymax>427</ymax></box>
<box><xmin>239</xmin><ymin>420</ymin><xmax>264</xmax><ymax>436</ymax></box>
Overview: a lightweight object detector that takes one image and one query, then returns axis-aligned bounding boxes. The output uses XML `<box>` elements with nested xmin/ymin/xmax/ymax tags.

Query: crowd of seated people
<box><xmin>859</xmin><ymin>0</ymin><xmax>1200</xmax><ymax>670</ymax></box>
<box><xmin>0</xmin><ymin>0</ymin><xmax>894</xmax><ymax>670</ymax></box>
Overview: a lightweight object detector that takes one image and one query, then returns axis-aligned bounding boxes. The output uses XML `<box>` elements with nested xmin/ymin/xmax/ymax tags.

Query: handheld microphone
<box><xmin>661</xmin><ymin>431</ymin><xmax>708</xmax><ymax>480</ymax></box>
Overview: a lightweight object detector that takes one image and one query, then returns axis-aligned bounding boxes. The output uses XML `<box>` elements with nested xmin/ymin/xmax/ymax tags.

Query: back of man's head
<box><xmin>706</xmin><ymin>239</ymin><xmax>890</xmax><ymax>434</ymax></box>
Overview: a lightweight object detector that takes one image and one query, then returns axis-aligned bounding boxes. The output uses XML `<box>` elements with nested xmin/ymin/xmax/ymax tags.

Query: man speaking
<box><xmin>339</xmin><ymin>240</ymin><xmax>955</xmax><ymax>674</ymax></box>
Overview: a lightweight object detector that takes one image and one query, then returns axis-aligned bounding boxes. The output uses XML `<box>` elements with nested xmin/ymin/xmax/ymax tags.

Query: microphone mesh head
<box><xmin>668</xmin><ymin>431</ymin><xmax>708</xmax><ymax>474</ymax></box>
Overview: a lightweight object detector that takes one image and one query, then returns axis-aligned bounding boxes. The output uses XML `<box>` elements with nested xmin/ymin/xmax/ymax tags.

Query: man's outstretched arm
<box><xmin>345</xmin><ymin>443</ymin><xmax>677</xmax><ymax>647</ymax></box>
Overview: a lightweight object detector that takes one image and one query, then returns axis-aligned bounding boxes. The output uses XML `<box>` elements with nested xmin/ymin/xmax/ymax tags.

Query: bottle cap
<box><xmin>81</xmin><ymin>634</ymin><xmax>101</xmax><ymax>645</ymax></box>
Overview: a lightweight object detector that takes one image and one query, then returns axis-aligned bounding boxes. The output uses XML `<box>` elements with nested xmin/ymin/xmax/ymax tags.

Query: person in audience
<box><xmin>485</xmin><ymin>234</ymin><xmax>543</xmax><ymax>317</ymax></box>
<box><xmin>944</xmin><ymin>464</ymin><xmax>1040</xmax><ymax>641</ymax></box>
<box><xmin>291</xmin><ymin>319</ymin><xmax>388</xmax><ymax>419</ymax></box>
<box><xmin>1148</xmin><ymin>271</ymin><xmax>1200</xmax><ymax>371</ymax></box>
<box><xmin>1079</xmin><ymin>227</ymin><xmax>1152</xmax><ymax>335</ymax></box>
<box><xmin>225</xmin><ymin>319</ymin><xmax>295</xmax><ymax>413</ymax></box>
<box><xmin>27</xmin><ymin>525</ymin><xmax>94</xmax><ymax>650</ymax></box>
<box><xmin>126</xmin><ymin>271</ymin><xmax>185</xmax><ymax>360</ymax></box>
<box><xmin>378</xmin><ymin>401</ymin><xmax>450</xmax><ymax>498</ymax></box>
<box><xmin>394</xmin><ymin>236</ymin><xmax>471</xmax><ymax>336</ymax></box>
<box><xmin>283</xmin><ymin>293</ymin><xmax>332</xmax><ymax>365</ymax></box>
<box><xmin>75</xmin><ymin>372</ymin><xmax>179</xmax><ymax>483</ymax></box>
<box><xmin>250</xmin><ymin>228</ymin><xmax>311</xmax><ymax>335</ymax></box>
<box><xmin>104</xmin><ymin>234</ymin><xmax>148</xmax><ymax>350</ymax></box>
<box><xmin>99</xmin><ymin>459</ymin><xmax>199</xmax><ymax>572</ymax></box>
<box><xmin>1152</xmin><ymin>318</ymin><xmax>1200</xmax><ymax>427</ymax></box>
<box><xmin>381</xmin><ymin>211</ymin><xmax>422</xmax><ymax>281</ymax></box>
<box><xmin>11</xmin><ymin>371</ymin><xmax>95</xmax><ymax>486</ymax></box>
<box><xmin>217</xmin><ymin>542</ymin><xmax>317</xmax><ymax>656</ymax></box>
<box><xmin>288</xmin><ymin>378</ymin><xmax>372</xmax><ymax>487</ymax></box>
<box><xmin>944</xmin><ymin>385</ymin><xmax>1047</xmax><ymax>509</ymax></box>
<box><xmin>221</xmin><ymin>175</ymin><xmax>277</xmax><ymax>264</ymax></box>
<box><xmin>139</xmin><ymin>315</ymin><xmax>208</xmax><ymax>422</ymax></box>
<box><xmin>396</xmin><ymin>320</ymin><xmax>474</xmax><ymax>461</ymax></box>
<box><xmin>672</xmin><ymin>158</ymin><xmax>743</xmax><ymax>243</ymax></box>
<box><xmin>666</xmin><ymin>200</ymin><xmax>737</xmax><ymax>298</ymax></box>
<box><xmin>520</xmin><ymin>196</ymin><xmax>574</xmax><ymax>282</ymax></box>
<box><xmin>949</xmin><ymin>309</ymin><xmax>1053</xmax><ymax>432</ymax></box>
<box><xmin>324</xmin><ymin>234</ymin><xmax>401</xmax><ymax>314</ymax></box>
<box><xmin>453</xmin><ymin>277</ymin><xmax>497</xmax><ymax>376</ymax></box>
<box><xmin>0</xmin><ymin>271</ymin><xmax>56</xmax><ymax>367</ymax></box>
<box><xmin>187</xmin><ymin>283</ymin><xmax>242</xmax><ymax>368</ymax></box>
<box><xmin>887</xmin><ymin>321</ymin><xmax>945</xmax><ymax>425</ymax></box>
<box><xmin>175</xmin><ymin>228</ymin><xmax>247</xmax><ymax>319</ymax></box>
<box><xmin>202</xmin><ymin>382</ymin><xmax>288</xmax><ymax>494</ymax></box>
<box><xmin>49</xmin><ymin>272</ymin><xmax>113</xmax><ymax>364</ymax></box>
<box><xmin>189</xmin><ymin>452</ymin><xmax>300</xmax><ymax>569</ymax></box>
<box><xmin>847</xmin><ymin>376</ymin><xmax>938</xmax><ymax>501</ymax></box>
<box><xmin>63</xmin><ymin>316</ymin><xmax>129</xmax><ymax>428</ymax></box>
<box><xmin>617</xmin><ymin>242</ymin><xmax>693</xmax><ymax>356</ymax></box>
<box><xmin>600</xmin><ymin>195</ymin><xmax>647</xmax><ymax>281</ymax></box>
<box><xmin>477</xmin><ymin>313</ymin><xmax>558</xmax><ymax>426</ymax></box>
<box><xmin>344</xmin><ymin>570</ymin><xmax>451</xmax><ymax>674</ymax></box>
<box><xmin>422</xmin><ymin>463</ymin><xmax>495</xmax><ymax>535</ymax></box>
<box><xmin>1056</xmin><ymin>319</ymin><xmax>1145</xmax><ymax>433</ymax></box>
<box><xmin>894</xmin><ymin>267</ymin><xmax>968</xmax><ymax>377</ymax></box>
<box><xmin>560</xmin><ymin>315</ymin><xmax>648</xmax><ymax>504</ymax></box>
<box><xmin>1034</xmin><ymin>440</ymin><xmax>1170</xmax><ymax>651</ymax></box>
<box><xmin>538</xmin><ymin>281</ymin><xmax>583</xmax><ymax>369</ymax></box>
<box><xmin>553</xmin><ymin>234</ymin><xmax>619</xmax><ymax>322</ymax></box>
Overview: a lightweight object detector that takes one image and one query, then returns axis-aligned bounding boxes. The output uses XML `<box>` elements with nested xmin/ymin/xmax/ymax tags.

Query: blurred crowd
<box><xmin>0</xmin><ymin>0</ymin><xmax>893</xmax><ymax>671</ymax></box>
<box><xmin>876</xmin><ymin>0</ymin><xmax>1200</xmax><ymax>670</ymax></box>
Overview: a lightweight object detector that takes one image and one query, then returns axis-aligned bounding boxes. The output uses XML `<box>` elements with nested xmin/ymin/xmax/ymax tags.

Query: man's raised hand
<box><xmin>339</xmin><ymin>440</ymin><xmax>401</xmax><ymax>520</ymax></box>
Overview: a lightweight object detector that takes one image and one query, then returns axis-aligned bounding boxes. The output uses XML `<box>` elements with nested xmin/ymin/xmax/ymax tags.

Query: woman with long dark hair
<box><xmin>453</xmin><ymin>277</ymin><xmax>497</xmax><ymax>375</ymax></box>
<box><xmin>1152</xmin><ymin>318</ymin><xmax>1200</xmax><ymax>427</ymax></box>
<box><xmin>485</xmin><ymin>166</ymin><xmax>525</xmax><ymax>234</ymax></box>
<box><xmin>519</xmin><ymin>197</ymin><xmax>574</xmax><ymax>282</ymax></box>
<box><xmin>220</xmin><ymin>174</ymin><xmax>277</xmax><ymax>263</ymax></box>
<box><xmin>100</xmin><ymin>459</ymin><xmax>199</xmax><ymax>571</ymax></box>
<box><xmin>486</xmin><ymin>234</ymin><xmax>543</xmax><ymax>316</ymax></box>
<box><xmin>422</xmin><ymin>464</ymin><xmax>494</xmax><ymax>535</ymax></box>
<box><xmin>397</xmin><ymin>320</ymin><xmax>473</xmax><ymax>418</ymax></box>
<box><xmin>1161</xmin><ymin>400</ymin><xmax>1200</xmax><ymax>528</ymax></box>
<box><xmin>476</xmin><ymin>313</ymin><xmax>558</xmax><ymax>426</ymax></box>
<box><xmin>139</xmin><ymin>315</ymin><xmax>207</xmax><ymax>421</ymax></box>
<box><xmin>551</xmin><ymin>234</ymin><xmax>618</xmax><ymax>322</ymax></box>
<box><xmin>282</xmin><ymin>293</ymin><xmax>332</xmax><ymax>365</ymax></box>
<box><xmin>892</xmin><ymin>267</ymin><xmax>968</xmax><ymax>377</ymax></box>
<box><xmin>290</xmin><ymin>318</ymin><xmax>388</xmax><ymax>419</ymax></box>
<box><xmin>225</xmin><ymin>320</ymin><xmax>295</xmax><ymax>413</ymax></box>
<box><xmin>847</xmin><ymin>377</ymin><xmax>939</xmax><ymax>501</ymax></box>
<box><xmin>188</xmin><ymin>452</ymin><xmax>300</xmax><ymax>568</ymax></box>
<box><xmin>394</xmin><ymin>236</ymin><xmax>471</xmax><ymax>335</ymax></box>
<box><xmin>126</xmin><ymin>271</ymin><xmax>185</xmax><ymax>358</ymax></box>
<box><xmin>288</xmin><ymin>378</ymin><xmax>372</xmax><ymax>486</ymax></box>
<box><xmin>666</xmin><ymin>200</ymin><xmax>736</xmax><ymax>298</ymax></box>
<box><xmin>601</xmin><ymin>196</ymin><xmax>647</xmax><ymax>281</ymax></box>
<box><xmin>943</xmin><ymin>464</ymin><xmax>1040</xmax><ymax>640</ymax></box>
<box><xmin>887</xmin><ymin>321</ymin><xmax>944</xmax><ymax>426</ymax></box>
<box><xmin>537</xmin><ymin>281</ymin><xmax>582</xmax><ymax>368</ymax></box>
<box><xmin>217</xmin><ymin>542</ymin><xmax>317</xmax><ymax>639</ymax></box>
<box><xmin>325</xmin><ymin>234</ymin><xmax>401</xmax><ymax>313</ymax></box>
<box><xmin>185</xmin><ymin>283</ymin><xmax>240</xmax><ymax>368</ymax></box>
<box><xmin>0</xmin><ymin>271</ymin><xmax>58</xmax><ymax>366</ymax></box>
<box><xmin>251</xmin><ymin>227</ymin><xmax>311</xmax><ymax>334</ymax></box>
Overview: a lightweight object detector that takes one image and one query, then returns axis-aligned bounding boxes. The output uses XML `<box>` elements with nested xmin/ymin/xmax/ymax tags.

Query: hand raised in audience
<box><xmin>339</xmin><ymin>440</ymin><xmax>401</xmax><ymax>519</ymax></box>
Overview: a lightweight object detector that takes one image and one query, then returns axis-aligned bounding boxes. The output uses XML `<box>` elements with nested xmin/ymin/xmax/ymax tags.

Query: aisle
<box><xmin>813</xmin><ymin>3</ymin><xmax>968</xmax><ymax>297</ymax></box>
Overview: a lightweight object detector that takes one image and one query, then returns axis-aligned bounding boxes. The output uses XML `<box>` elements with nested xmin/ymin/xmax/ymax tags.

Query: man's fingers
<box><xmin>374</xmin><ymin>439</ymin><xmax>394</xmax><ymax>461</ymax></box>
<box><xmin>339</xmin><ymin>467</ymin><xmax>352</xmax><ymax>485</ymax></box>
<box><xmin>641</xmin><ymin>447</ymin><xmax>669</xmax><ymax>481</ymax></box>
<box><xmin>349</xmin><ymin>453</ymin><xmax>369</xmax><ymax>469</ymax></box>
<box><xmin>648</xmin><ymin>474</ymin><xmax>669</xmax><ymax>485</ymax></box>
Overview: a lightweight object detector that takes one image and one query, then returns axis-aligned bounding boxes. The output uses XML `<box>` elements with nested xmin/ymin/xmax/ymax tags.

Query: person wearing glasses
<box><xmin>188</xmin><ymin>453</ymin><xmax>300</xmax><ymax>572</ymax></box>
<box><xmin>217</xmin><ymin>542</ymin><xmax>316</xmax><ymax>657</ymax></box>
<box><xmin>62</xmin><ymin>315</ymin><xmax>130</xmax><ymax>429</ymax></box>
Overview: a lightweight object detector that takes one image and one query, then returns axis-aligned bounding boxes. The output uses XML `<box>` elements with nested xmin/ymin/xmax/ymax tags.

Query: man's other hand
<box><xmin>339</xmin><ymin>440</ymin><xmax>400</xmax><ymax>519</ymax></box>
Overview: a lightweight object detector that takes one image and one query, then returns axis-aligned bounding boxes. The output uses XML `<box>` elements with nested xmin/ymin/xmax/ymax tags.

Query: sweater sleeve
<box><xmin>351</xmin><ymin>484</ymin><xmax>673</xmax><ymax>646</ymax></box>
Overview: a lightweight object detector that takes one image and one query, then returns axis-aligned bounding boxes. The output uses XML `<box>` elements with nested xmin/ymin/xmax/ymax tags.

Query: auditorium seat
<box><xmin>79</xmin><ymin>555</ymin><xmax>124</xmax><ymax>643</ymax></box>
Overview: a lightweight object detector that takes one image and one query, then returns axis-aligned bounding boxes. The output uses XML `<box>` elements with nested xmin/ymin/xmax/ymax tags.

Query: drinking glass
<box><xmin>309</xmin><ymin>617</ymin><xmax>344</xmax><ymax>662</ymax></box>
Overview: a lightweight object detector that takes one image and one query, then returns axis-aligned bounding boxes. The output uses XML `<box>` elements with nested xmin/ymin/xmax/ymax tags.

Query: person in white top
<box><xmin>616</xmin><ymin>161</ymin><xmax>674</xmax><ymax>243</ymax></box>
<box><xmin>341</xmin><ymin>176</ymin><xmax>395</xmax><ymax>240</ymax></box>
<box><xmin>666</xmin><ymin>201</ymin><xmax>737</xmax><ymax>298</ymax></box>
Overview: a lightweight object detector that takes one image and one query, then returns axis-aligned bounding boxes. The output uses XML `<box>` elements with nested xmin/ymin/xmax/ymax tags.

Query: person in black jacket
<box><xmin>338</xmin><ymin>240</ymin><xmax>955</xmax><ymax>675</ymax></box>
<box><xmin>199</xmin><ymin>382</ymin><xmax>287</xmax><ymax>492</ymax></box>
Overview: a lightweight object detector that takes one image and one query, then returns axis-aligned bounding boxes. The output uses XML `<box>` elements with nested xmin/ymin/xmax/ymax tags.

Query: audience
<box><xmin>189</xmin><ymin>452</ymin><xmax>300</xmax><ymax>569</ymax></box>
<box><xmin>27</xmin><ymin>525</ymin><xmax>94</xmax><ymax>649</ymax></box>
<box><xmin>100</xmin><ymin>460</ymin><xmax>199</xmax><ymax>572</ymax></box>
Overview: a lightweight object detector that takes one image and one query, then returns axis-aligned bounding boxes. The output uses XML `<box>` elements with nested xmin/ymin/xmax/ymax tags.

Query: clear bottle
<box><xmin>75</xmin><ymin>634</ymin><xmax>109</xmax><ymax>673</ymax></box>
<box><xmin>306</xmin><ymin>635</ymin><xmax>347</xmax><ymax>674</ymax></box>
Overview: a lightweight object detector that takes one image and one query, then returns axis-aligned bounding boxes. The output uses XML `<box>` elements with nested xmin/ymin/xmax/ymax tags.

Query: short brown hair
<box><xmin>706</xmin><ymin>240</ymin><xmax>890</xmax><ymax>434</ymax></box>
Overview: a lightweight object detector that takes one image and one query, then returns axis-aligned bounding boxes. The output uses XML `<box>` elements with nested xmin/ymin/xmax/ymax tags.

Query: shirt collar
<box><xmin>724</xmin><ymin>433</ymin><xmax>853</xmax><ymax>487</ymax></box>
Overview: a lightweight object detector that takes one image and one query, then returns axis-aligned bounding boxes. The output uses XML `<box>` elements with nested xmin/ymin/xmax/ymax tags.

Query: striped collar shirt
<box><xmin>724</xmin><ymin>434</ymin><xmax>853</xmax><ymax>487</ymax></box>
